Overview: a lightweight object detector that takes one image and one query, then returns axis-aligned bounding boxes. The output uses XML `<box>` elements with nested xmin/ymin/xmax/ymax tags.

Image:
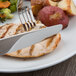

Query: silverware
<box><xmin>0</xmin><ymin>24</ymin><xmax>62</xmax><ymax>55</ymax></box>
<box><xmin>17</xmin><ymin>0</ymin><xmax>36</xmax><ymax>31</ymax></box>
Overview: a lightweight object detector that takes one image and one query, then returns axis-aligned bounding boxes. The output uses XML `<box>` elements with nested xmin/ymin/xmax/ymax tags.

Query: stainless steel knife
<box><xmin>0</xmin><ymin>24</ymin><xmax>62</xmax><ymax>55</ymax></box>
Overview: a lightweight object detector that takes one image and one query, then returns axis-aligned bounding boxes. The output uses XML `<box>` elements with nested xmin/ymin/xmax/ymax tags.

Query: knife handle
<box><xmin>0</xmin><ymin>33</ymin><xmax>26</xmax><ymax>55</ymax></box>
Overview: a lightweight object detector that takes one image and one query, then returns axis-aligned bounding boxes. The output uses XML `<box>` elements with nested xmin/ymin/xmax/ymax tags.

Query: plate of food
<box><xmin>0</xmin><ymin>0</ymin><xmax>76</xmax><ymax>73</ymax></box>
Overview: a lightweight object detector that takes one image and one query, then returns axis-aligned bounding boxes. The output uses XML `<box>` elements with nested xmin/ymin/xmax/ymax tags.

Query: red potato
<box><xmin>38</xmin><ymin>6</ymin><xmax>69</xmax><ymax>29</ymax></box>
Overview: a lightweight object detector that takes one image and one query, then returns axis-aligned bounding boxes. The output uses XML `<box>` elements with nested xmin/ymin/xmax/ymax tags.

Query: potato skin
<box><xmin>38</xmin><ymin>6</ymin><xmax>69</xmax><ymax>29</ymax></box>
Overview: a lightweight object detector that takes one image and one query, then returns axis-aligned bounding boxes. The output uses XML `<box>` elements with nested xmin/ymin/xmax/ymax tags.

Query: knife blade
<box><xmin>8</xmin><ymin>24</ymin><xmax>62</xmax><ymax>53</ymax></box>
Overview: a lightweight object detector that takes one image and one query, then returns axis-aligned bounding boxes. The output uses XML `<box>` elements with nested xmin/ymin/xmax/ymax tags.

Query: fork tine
<box><xmin>18</xmin><ymin>6</ymin><xmax>31</xmax><ymax>31</ymax></box>
<box><xmin>21</xmin><ymin>7</ymin><xmax>30</xmax><ymax>31</ymax></box>
<box><xmin>28</xmin><ymin>7</ymin><xmax>36</xmax><ymax>27</ymax></box>
<box><xmin>17</xmin><ymin>0</ymin><xmax>29</xmax><ymax>31</ymax></box>
<box><xmin>17</xmin><ymin>4</ymin><xmax>28</xmax><ymax>31</ymax></box>
<box><xmin>26</xmin><ymin>7</ymin><xmax>36</xmax><ymax>28</ymax></box>
<box><xmin>17</xmin><ymin>0</ymin><xmax>36</xmax><ymax>31</ymax></box>
<box><xmin>21</xmin><ymin>6</ymin><xmax>32</xmax><ymax>31</ymax></box>
<box><xmin>25</xmin><ymin>7</ymin><xmax>34</xmax><ymax>29</ymax></box>
<box><xmin>25</xmin><ymin>8</ymin><xmax>33</xmax><ymax>30</ymax></box>
<box><xmin>18</xmin><ymin>12</ymin><xmax>27</xmax><ymax>31</ymax></box>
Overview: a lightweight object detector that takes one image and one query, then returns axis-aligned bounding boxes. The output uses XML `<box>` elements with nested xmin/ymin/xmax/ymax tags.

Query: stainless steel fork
<box><xmin>17</xmin><ymin>0</ymin><xmax>36</xmax><ymax>31</ymax></box>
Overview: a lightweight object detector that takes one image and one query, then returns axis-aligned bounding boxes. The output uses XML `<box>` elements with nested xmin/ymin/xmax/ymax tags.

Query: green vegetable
<box><xmin>9</xmin><ymin>0</ymin><xmax>17</xmax><ymax>13</ymax></box>
<box><xmin>1</xmin><ymin>8</ymin><xmax>14</xmax><ymax>19</ymax></box>
<box><xmin>1</xmin><ymin>8</ymin><xmax>11</xmax><ymax>13</ymax></box>
<box><xmin>6</xmin><ymin>13</ymin><xmax>13</xmax><ymax>18</ymax></box>
<box><xmin>10</xmin><ymin>0</ymin><xmax>17</xmax><ymax>5</ymax></box>
<box><xmin>0</xmin><ymin>0</ymin><xmax>18</xmax><ymax>22</ymax></box>
<box><xmin>0</xmin><ymin>0</ymin><xmax>8</xmax><ymax>2</ymax></box>
<box><xmin>0</xmin><ymin>17</ymin><xmax>6</xmax><ymax>23</ymax></box>
<box><xmin>10</xmin><ymin>5</ymin><xmax>16</xmax><ymax>13</ymax></box>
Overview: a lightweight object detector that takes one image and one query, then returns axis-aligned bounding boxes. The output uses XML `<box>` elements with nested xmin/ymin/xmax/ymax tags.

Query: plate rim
<box><xmin>0</xmin><ymin>51</ymin><xmax>75</xmax><ymax>73</ymax></box>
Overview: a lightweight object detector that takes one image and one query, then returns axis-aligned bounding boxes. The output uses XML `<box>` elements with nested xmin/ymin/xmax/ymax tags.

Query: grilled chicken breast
<box><xmin>0</xmin><ymin>23</ymin><xmax>61</xmax><ymax>58</ymax></box>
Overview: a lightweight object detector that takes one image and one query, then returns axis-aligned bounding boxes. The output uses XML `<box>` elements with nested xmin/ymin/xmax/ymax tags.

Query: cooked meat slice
<box><xmin>0</xmin><ymin>23</ymin><xmax>13</xmax><ymax>38</ymax></box>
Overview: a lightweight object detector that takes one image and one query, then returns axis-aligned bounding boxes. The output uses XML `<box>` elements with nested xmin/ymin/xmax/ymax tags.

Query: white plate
<box><xmin>0</xmin><ymin>0</ymin><xmax>76</xmax><ymax>73</ymax></box>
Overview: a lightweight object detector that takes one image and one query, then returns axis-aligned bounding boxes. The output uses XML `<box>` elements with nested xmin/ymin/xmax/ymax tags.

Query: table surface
<box><xmin>0</xmin><ymin>55</ymin><xmax>76</xmax><ymax>76</ymax></box>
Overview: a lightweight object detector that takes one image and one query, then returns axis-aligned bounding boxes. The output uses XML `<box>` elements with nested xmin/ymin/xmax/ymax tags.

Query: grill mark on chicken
<box><xmin>16</xmin><ymin>24</ymin><xmax>25</xmax><ymax>34</ymax></box>
<box><xmin>0</xmin><ymin>24</ymin><xmax>14</xmax><ymax>38</ymax></box>
<box><xmin>46</xmin><ymin>37</ymin><xmax>54</xmax><ymax>47</ymax></box>
<box><xmin>29</xmin><ymin>45</ymin><xmax>35</xmax><ymax>55</ymax></box>
<box><xmin>4</xmin><ymin>24</ymin><xmax>20</xmax><ymax>38</ymax></box>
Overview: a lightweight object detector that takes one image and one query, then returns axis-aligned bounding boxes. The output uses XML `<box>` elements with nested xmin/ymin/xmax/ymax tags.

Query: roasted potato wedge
<box><xmin>31</xmin><ymin>0</ymin><xmax>58</xmax><ymax>6</ymax></box>
<box><xmin>43</xmin><ymin>0</ymin><xmax>58</xmax><ymax>6</ymax></box>
<box><xmin>58</xmin><ymin>0</ymin><xmax>76</xmax><ymax>16</ymax></box>
<box><xmin>31</xmin><ymin>0</ymin><xmax>44</xmax><ymax>5</ymax></box>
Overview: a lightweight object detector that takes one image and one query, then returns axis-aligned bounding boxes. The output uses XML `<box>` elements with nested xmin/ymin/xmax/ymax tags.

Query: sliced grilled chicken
<box><xmin>0</xmin><ymin>23</ymin><xmax>14</xmax><ymax>38</ymax></box>
<box><xmin>6</xmin><ymin>33</ymin><xmax>61</xmax><ymax>58</ymax></box>
<box><xmin>0</xmin><ymin>23</ymin><xmax>61</xmax><ymax>58</ymax></box>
